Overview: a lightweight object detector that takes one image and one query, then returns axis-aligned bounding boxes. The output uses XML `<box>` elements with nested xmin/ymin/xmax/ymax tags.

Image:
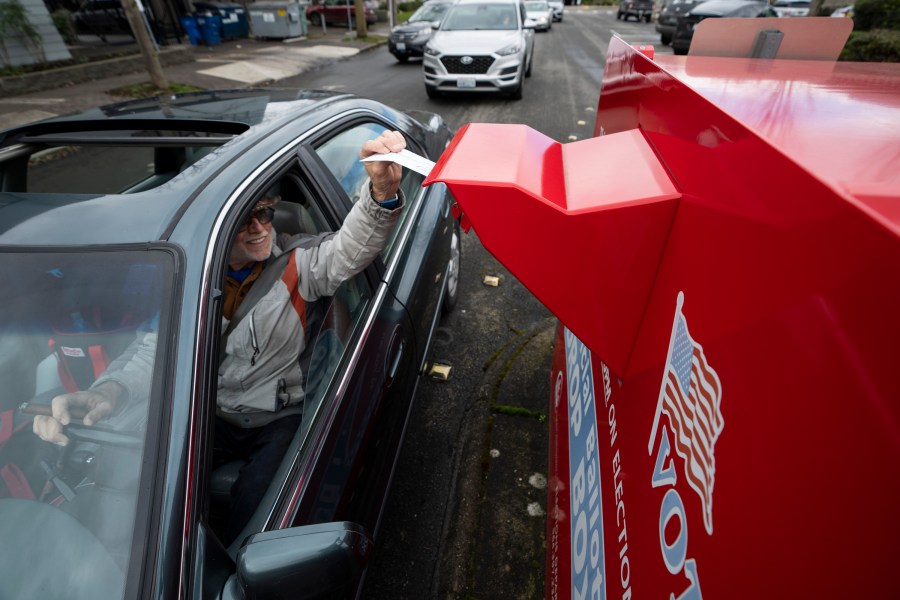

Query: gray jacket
<box><xmin>216</xmin><ymin>185</ymin><xmax>403</xmax><ymax>426</ymax></box>
<box><xmin>96</xmin><ymin>182</ymin><xmax>403</xmax><ymax>428</ymax></box>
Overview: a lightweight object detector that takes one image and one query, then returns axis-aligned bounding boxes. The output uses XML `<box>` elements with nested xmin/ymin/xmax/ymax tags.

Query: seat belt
<box><xmin>219</xmin><ymin>232</ymin><xmax>333</xmax><ymax>365</ymax></box>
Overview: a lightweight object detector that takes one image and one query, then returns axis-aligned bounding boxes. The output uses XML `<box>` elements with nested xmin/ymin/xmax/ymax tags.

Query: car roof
<box><xmin>0</xmin><ymin>89</ymin><xmax>416</xmax><ymax>246</ymax></box>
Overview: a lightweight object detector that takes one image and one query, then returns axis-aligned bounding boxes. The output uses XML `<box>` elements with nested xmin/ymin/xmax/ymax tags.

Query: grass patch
<box><xmin>107</xmin><ymin>81</ymin><xmax>205</xmax><ymax>98</ymax></box>
<box><xmin>491</xmin><ymin>404</ymin><xmax>548</xmax><ymax>422</ymax></box>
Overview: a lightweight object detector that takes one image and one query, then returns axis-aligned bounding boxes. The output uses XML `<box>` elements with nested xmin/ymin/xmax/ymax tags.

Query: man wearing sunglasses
<box><xmin>33</xmin><ymin>130</ymin><xmax>408</xmax><ymax>544</ymax></box>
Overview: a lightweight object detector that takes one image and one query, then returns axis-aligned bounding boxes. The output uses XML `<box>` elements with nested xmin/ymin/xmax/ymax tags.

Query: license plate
<box><xmin>396</xmin><ymin>42</ymin><xmax>406</xmax><ymax>51</ymax></box>
<box><xmin>457</xmin><ymin>78</ymin><xmax>476</xmax><ymax>89</ymax></box>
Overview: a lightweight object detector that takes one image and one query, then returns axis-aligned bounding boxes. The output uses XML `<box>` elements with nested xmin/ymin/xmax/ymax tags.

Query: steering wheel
<box><xmin>19</xmin><ymin>401</ymin><xmax>143</xmax><ymax>506</ymax></box>
<box><xmin>63</xmin><ymin>421</ymin><xmax>143</xmax><ymax>449</ymax></box>
<box><xmin>20</xmin><ymin>401</ymin><xmax>143</xmax><ymax>448</ymax></box>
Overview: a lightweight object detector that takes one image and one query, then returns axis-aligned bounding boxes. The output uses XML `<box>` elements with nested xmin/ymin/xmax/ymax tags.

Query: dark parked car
<box><xmin>617</xmin><ymin>0</ymin><xmax>654</xmax><ymax>22</ymax></box>
<box><xmin>656</xmin><ymin>0</ymin><xmax>704</xmax><ymax>45</ymax></box>
<box><xmin>72</xmin><ymin>0</ymin><xmax>166</xmax><ymax>42</ymax></box>
<box><xmin>72</xmin><ymin>0</ymin><xmax>132</xmax><ymax>36</ymax></box>
<box><xmin>0</xmin><ymin>89</ymin><xmax>459</xmax><ymax>599</ymax></box>
<box><xmin>388</xmin><ymin>0</ymin><xmax>452</xmax><ymax>62</ymax></box>
<box><xmin>306</xmin><ymin>0</ymin><xmax>376</xmax><ymax>27</ymax></box>
<box><xmin>671</xmin><ymin>0</ymin><xmax>777</xmax><ymax>54</ymax></box>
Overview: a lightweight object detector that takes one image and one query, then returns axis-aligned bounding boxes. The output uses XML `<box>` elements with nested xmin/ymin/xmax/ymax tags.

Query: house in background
<box><xmin>3</xmin><ymin>0</ymin><xmax>196</xmax><ymax>69</ymax></box>
<box><xmin>1</xmin><ymin>0</ymin><xmax>71</xmax><ymax>67</ymax></box>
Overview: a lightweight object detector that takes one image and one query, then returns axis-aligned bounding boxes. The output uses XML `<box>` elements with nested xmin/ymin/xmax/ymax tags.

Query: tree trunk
<box><xmin>122</xmin><ymin>0</ymin><xmax>169</xmax><ymax>91</ymax></box>
<box><xmin>354</xmin><ymin>0</ymin><xmax>368</xmax><ymax>37</ymax></box>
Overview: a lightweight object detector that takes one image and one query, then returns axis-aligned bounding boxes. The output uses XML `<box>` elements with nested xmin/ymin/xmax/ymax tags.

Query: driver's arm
<box><xmin>32</xmin><ymin>381</ymin><xmax>126</xmax><ymax>446</ymax></box>
<box><xmin>295</xmin><ymin>131</ymin><xmax>406</xmax><ymax>301</ymax></box>
<box><xmin>32</xmin><ymin>319</ymin><xmax>158</xmax><ymax>446</ymax></box>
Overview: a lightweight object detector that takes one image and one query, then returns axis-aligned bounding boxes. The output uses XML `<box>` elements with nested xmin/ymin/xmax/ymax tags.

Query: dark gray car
<box><xmin>617</xmin><ymin>0</ymin><xmax>654</xmax><ymax>22</ymax></box>
<box><xmin>0</xmin><ymin>89</ymin><xmax>460</xmax><ymax>599</ymax></box>
<box><xmin>388</xmin><ymin>0</ymin><xmax>453</xmax><ymax>62</ymax></box>
<box><xmin>671</xmin><ymin>0</ymin><xmax>777</xmax><ymax>54</ymax></box>
<box><xmin>656</xmin><ymin>0</ymin><xmax>704</xmax><ymax>45</ymax></box>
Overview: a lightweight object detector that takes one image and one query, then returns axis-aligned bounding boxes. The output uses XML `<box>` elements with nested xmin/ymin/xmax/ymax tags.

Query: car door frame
<box><xmin>299</xmin><ymin>113</ymin><xmax>454</xmax><ymax>375</ymax></box>
<box><xmin>187</xmin><ymin>106</ymin><xmax>452</xmax><ymax>598</ymax></box>
<box><xmin>271</xmin><ymin>116</ymin><xmax>453</xmax><ymax>537</ymax></box>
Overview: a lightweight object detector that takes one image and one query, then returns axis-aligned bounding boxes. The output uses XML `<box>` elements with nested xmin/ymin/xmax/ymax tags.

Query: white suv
<box><xmin>423</xmin><ymin>0</ymin><xmax>536</xmax><ymax>100</ymax></box>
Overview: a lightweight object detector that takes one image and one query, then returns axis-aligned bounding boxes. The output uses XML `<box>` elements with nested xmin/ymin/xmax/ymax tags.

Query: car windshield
<box><xmin>409</xmin><ymin>1</ymin><xmax>449</xmax><ymax>22</ymax></box>
<box><xmin>525</xmin><ymin>1</ymin><xmax>548</xmax><ymax>9</ymax></box>
<box><xmin>0</xmin><ymin>248</ymin><xmax>175</xmax><ymax>598</ymax></box>
<box><xmin>441</xmin><ymin>3</ymin><xmax>519</xmax><ymax>30</ymax></box>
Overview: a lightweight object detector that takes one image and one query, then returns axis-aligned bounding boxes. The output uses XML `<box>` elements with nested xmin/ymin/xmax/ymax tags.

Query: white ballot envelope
<box><xmin>361</xmin><ymin>149</ymin><xmax>436</xmax><ymax>177</ymax></box>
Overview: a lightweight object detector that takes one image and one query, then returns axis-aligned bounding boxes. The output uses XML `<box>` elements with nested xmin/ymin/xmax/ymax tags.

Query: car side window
<box><xmin>271</xmin><ymin>179</ymin><xmax>374</xmax><ymax>423</ymax></box>
<box><xmin>314</xmin><ymin>122</ymin><xmax>425</xmax><ymax>259</ymax></box>
<box><xmin>315</xmin><ymin>122</ymin><xmax>387</xmax><ymax>204</ymax></box>
<box><xmin>301</xmin><ymin>275</ymin><xmax>370</xmax><ymax>422</ymax></box>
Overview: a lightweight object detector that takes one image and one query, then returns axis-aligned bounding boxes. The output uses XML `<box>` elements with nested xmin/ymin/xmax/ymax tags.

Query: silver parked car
<box><xmin>423</xmin><ymin>0</ymin><xmax>536</xmax><ymax>100</ymax></box>
<box><xmin>771</xmin><ymin>0</ymin><xmax>810</xmax><ymax>16</ymax></box>
<box><xmin>548</xmin><ymin>0</ymin><xmax>564</xmax><ymax>21</ymax></box>
<box><xmin>525</xmin><ymin>0</ymin><xmax>553</xmax><ymax>30</ymax></box>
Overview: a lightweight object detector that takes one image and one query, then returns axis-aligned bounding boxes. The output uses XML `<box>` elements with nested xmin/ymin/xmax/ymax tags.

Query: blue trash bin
<box><xmin>196</xmin><ymin>13</ymin><xmax>222</xmax><ymax>45</ymax></box>
<box><xmin>179</xmin><ymin>15</ymin><xmax>202</xmax><ymax>45</ymax></box>
<box><xmin>193</xmin><ymin>1</ymin><xmax>249</xmax><ymax>38</ymax></box>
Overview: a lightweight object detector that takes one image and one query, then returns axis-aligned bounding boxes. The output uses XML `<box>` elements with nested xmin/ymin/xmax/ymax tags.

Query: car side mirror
<box><xmin>220</xmin><ymin>522</ymin><xmax>372</xmax><ymax>600</ymax></box>
<box><xmin>431</xmin><ymin>19</ymin><xmax>441</xmax><ymax>28</ymax></box>
<box><xmin>523</xmin><ymin>17</ymin><xmax>537</xmax><ymax>28</ymax></box>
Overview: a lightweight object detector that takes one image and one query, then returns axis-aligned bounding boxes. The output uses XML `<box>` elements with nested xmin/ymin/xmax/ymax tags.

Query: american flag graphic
<box><xmin>655</xmin><ymin>293</ymin><xmax>724</xmax><ymax>535</ymax></box>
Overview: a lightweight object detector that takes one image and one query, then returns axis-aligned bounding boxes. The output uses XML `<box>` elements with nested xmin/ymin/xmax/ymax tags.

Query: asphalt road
<box><xmin>280</xmin><ymin>6</ymin><xmax>669</xmax><ymax>137</ymax></box>
<box><xmin>278</xmin><ymin>9</ymin><xmax>669</xmax><ymax>599</ymax></box>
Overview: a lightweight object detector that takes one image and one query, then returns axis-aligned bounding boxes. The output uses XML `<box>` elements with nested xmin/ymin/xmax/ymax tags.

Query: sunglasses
<box><xmin>239</xmin><ymin>206</ymin><xmax>275</xmax><ymax>231</ymax></box>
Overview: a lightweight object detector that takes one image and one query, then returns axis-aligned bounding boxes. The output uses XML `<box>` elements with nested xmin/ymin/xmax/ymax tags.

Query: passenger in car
<box><xmin>32</xmin><ymin>130</ymin><xmax>408</xmax><ymax>544</ymax></box>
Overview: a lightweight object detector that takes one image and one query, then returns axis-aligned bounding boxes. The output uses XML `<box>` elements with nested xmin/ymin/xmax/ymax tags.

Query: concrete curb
<box><xmin>433</xmin><ymin>318</ymin><xmax>553</xmax><ymax>598</ymax></box>
<box><xmin>0</xmin><ymin>46</ymin><xmax>196</xmax><ymax>97</ymax></box>
<box><xmin>0</xmin><ymin>29</ymin><xmax>389</xmax><ymax>98</ymax></box>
